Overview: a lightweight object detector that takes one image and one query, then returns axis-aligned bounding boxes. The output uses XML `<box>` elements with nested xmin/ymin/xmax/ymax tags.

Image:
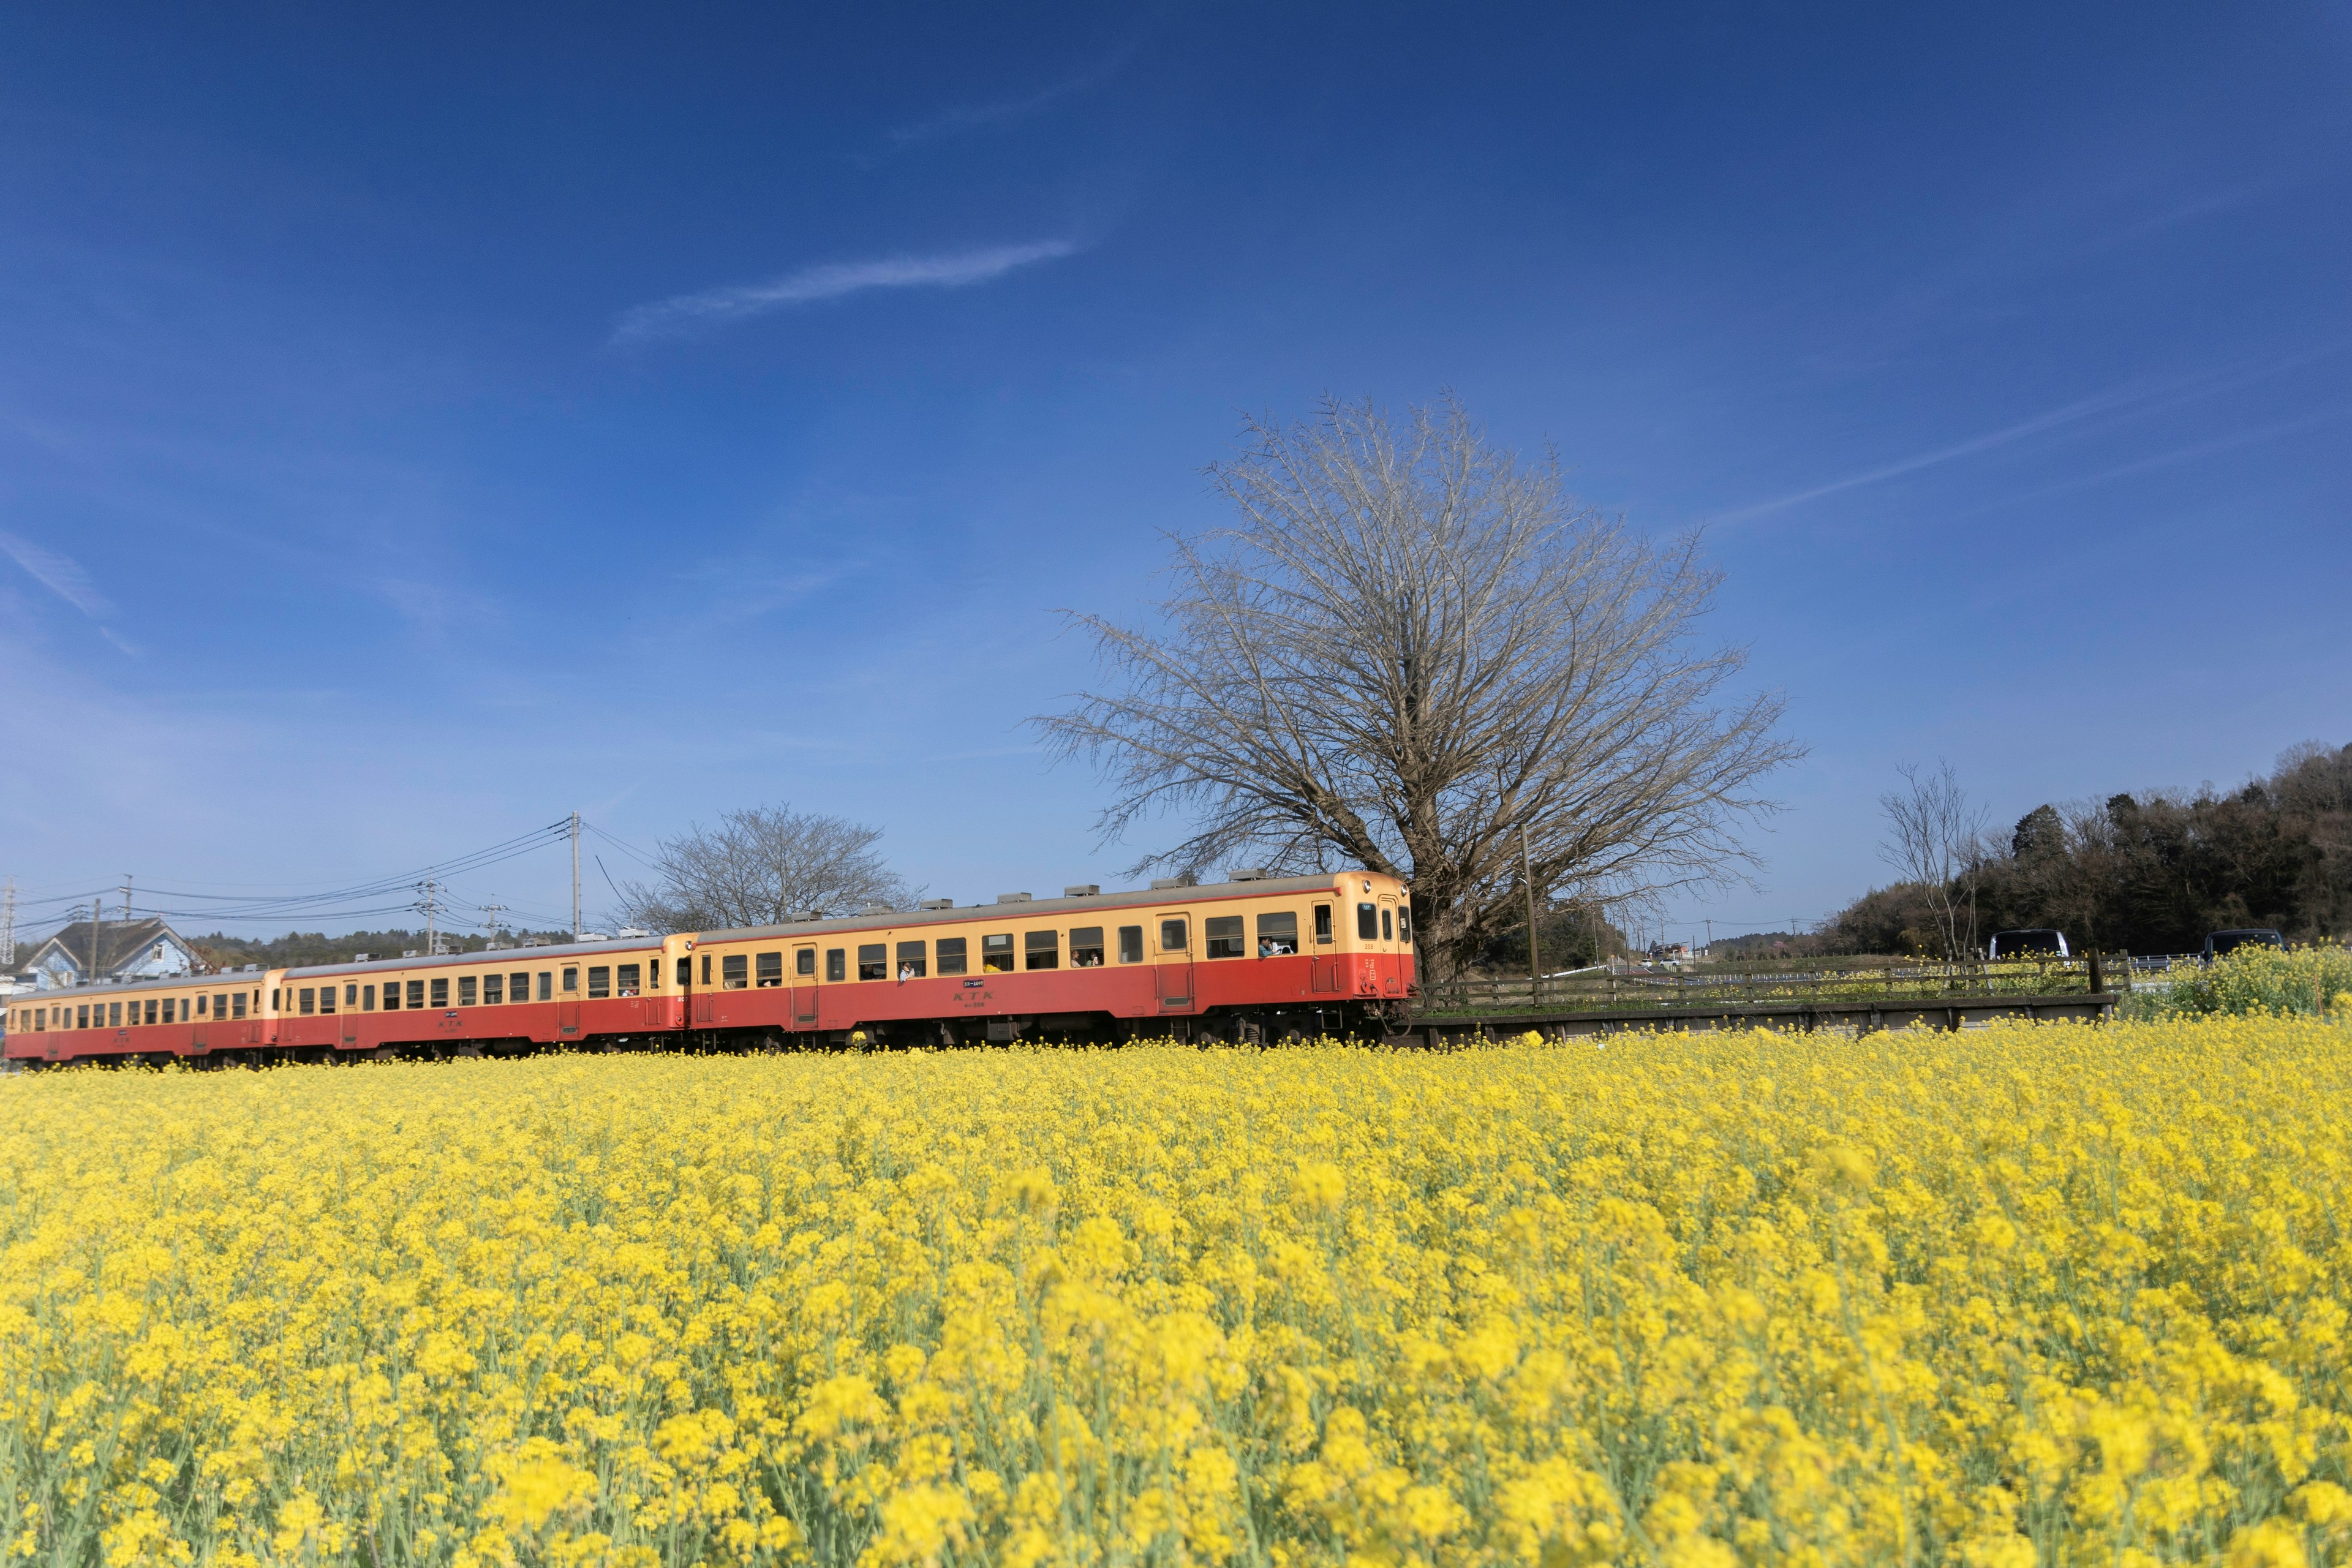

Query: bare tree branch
<box><xmin>1031</xmin><ymin>393</ymin><xmax>1804</xmax><ymax>976</ymax></box>
<box><xmin>615</xmin><ymin>804</ymin><xmax>911</xmax><ymax>933</ymax></box>
<box><xmin>1876</xmin><ymin>760</ymin><xmax>1991</xmax><ymax>961</ymax></box>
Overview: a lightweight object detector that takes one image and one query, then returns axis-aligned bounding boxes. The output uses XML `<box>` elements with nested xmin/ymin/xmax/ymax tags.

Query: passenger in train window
<box><xmin>896</xmin><ymin>940</ymin><xmax>925</xmax><ymax>979</ymax></box>
<box><xmin>721</xmin><ymin>956</ymin><xmax>747</xmax><ymax>990</ymax></box>
<box><xmin>617</xmin><ymin>964</ymin><xmax>640</xmax><ymax>996</ymax></box>
<box><xmin>982</xmin><ymin>934</ymin><xmax>1015</xmax><ymax>973</ymax></box>
<box><xmin>858</xmin><ymin>944</ymin><xmax>887</xmax><ymax>981</ymax></box>
<box><xmin>1069</xmin><ymin>927</ymin><xmax>1104</xmax><ymax>967</ymax></box>
<box><xmin>1118</xmin><ymin>926</ymin><xmax>1143</xmax><ymax>963</ymax></box>
<box><xmin>756</xmin><ymin>952</ymin><xmax>783</xmax><ymax>987</ymax></box>
<box><xmin>1257</xmin><ymin>911</ymin><xmax>1298</xmax><ymax>956</ymax></box>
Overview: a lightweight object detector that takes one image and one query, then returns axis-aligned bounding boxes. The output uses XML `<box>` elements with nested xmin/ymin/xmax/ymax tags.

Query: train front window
<box><xmin>1205</xmin><ymin>916</ymin><xmax>1245</xmax><ymax>958</ymax></box>
<box><xmin>1025</xmin><ymin>931</ymin><xmax>1058</xmax><ymax>970</ymax></box>
<box><xmin>858</xmin><ymin>944</ymin><xmax>888</xmax><ymax>980</ymax></box>
<box><xmin>677</xmin><ymin>957</ymin><xmax>693</xmax><ymax>987</ymax></box>
<box><xmin>936</xmin><ymin>937</ymin><xmax>967</xmax><ymax>975</ymax></box>
<box><xmin>1069</xmin><ymin>927</ymin><xmax>1104</xmax><ymax>967</ymax></box>
<box><xmin>1357</xmin><ymin>903</ymin><xmax>1379</xmax><ymax>940</ymax></box>
<box><xmin>1118</xmin><ymin>926</ymin><xmax>1143</xmax><ymax>963</ymax></box>
<box><xmin>896</xmin><ymin>940</ymin><xmax>926</xmax><ymax>978</ymax></box>
<box><xmin>982</xmin><ymin>934</ymin><xmax>1015</xmax><ymax>973</ymax></box>
<box><xmin>1257</xmin><ymin>911</ymin><xmax>1298</xmax><ymax>956</ymax></box>
<box><xmin>1381</xmin><ymin>908</ymin><xmax>1394</xmax><ymax>941</ymax></box>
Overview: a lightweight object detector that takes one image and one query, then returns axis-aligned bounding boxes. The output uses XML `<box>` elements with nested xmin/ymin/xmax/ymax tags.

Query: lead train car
<box><xmin>2</xmin><ymin>872</ymin><xmax>1416</xmax><ymax>1066</ymax></box>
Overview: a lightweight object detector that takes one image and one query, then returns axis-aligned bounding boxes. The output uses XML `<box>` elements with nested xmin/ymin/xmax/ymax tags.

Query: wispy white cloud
<box><xmin>612</xmin><ymin>240</ymin><xmax>1081</xmax><ymax>343</ymax></box>
<box><xmin>888</xmin><ymin>45</ymin><xmax>1137</xmax><ymax>147</ymax></box>
<box><xmin>0</xmin><ymin>529</ymin><xmax>114</xmax><ymax>619</ymax></box>
<box><xmin>1709</xmin><ymin>341</ymin><xmax>2352</xmax><ymax>525</ymax></box>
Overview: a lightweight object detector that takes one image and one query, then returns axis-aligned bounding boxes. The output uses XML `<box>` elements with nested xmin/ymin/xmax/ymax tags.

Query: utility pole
<box><xmin>417</xmin><ymin>879</ymin><xmax>445</xmax><ymax>956</ymax></box>
<box><xmin>1704</xmin><ymin>918</ymin><xmax>1713</xmax><ymax>960</ymax></box>
<box><xmin>570</xmin><ymin>810</ymin><xmax>582</xmax><ymax>941</ymax></box>
<box><xmin>0</xmin><ymin>876</ymin><xmax>15</xmax><ymax>968</ymax></box>
<box><xmin>88</xmin><ymin>900</ymin><xmax>102</xmax><ymax>982</ymax></box>
<box><xmin>480</xmin><ymin>900</ymin><xmax>507</xmax><ymax>944</ymax></box>
<box><xmin>1520</xmin><ymin>823</ymin><xmax>1540</xmax><ymax>1001</ymax></box>
<box><xmin>121</xmin><ymin>876</ymin><xmax>133</xmax><ymax>922</ymax></box>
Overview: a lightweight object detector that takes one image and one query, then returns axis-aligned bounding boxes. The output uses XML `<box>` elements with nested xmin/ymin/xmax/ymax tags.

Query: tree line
<box><xmin>1826</xmin><ymin>742</ymin><xmax>2351</xmax><ymax>957</ymax></box>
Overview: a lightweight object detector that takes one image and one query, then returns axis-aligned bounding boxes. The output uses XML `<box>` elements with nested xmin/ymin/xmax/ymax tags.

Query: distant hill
<box><xmin>189</xmin><ymin>928</ymin><xmax>579</xmax><ymax>970</ymax></box>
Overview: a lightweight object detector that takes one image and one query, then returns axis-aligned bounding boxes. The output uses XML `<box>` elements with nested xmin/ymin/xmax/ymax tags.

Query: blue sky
<box><xmin>3</xmin><ymin>2</ymin><xmax>2348</xmax><ymax>949</ymax></box>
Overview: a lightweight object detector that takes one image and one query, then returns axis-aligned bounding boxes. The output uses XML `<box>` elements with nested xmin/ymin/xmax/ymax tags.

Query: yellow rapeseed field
<box><xmin>6</xmin><ymin>1019</ymin><xmax>2351</xmax><ymax>1568</ymax></box>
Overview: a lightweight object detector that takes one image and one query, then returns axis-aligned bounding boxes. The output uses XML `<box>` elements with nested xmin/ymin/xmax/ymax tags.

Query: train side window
<box><xmin>1398</xmin><ymin>907</ymin><xmax>1413</xmax><ymax>943</ymax></box>
<box><xmin>1118</xmin><ymin>925</ymin><xmax>1143</xmax><ymax>963</ymax></box>
<box><xmin>363</xmin><ymin>984</ymin><xmax>375</xmax><ymax>1010</ymax></box>
<box><xmin>459</xmin><ymin>976</ymin><xmax>478</xmax><ymax>1006</ymax></box>
<box><xmin>298</xmin><ymin>987</ymin><xmax>315</xmax><ymax>1015</ymax></box>
<box><xmin>896</xmin><ymin>940</ymin><xmax>926</xmax><ymax>979</ymax></box>
<box><xmin>1381</xmin><ymin>908</ymin><xmax>1394</xmax><ymax>941</ymax></box>
<box><xmin>162</xmin><ymin>998</ymin><xmax>175</xmax><ymax>1024</ymax></box>
<box><xmin>617</xmin><ymin>963</ymin><xmax>641</xmax><ymax>995</ymax></box>
<box><xmin>321</xmin><ymin>986</ymin><xmax>336</xmax><ymax>1014</ymax></box>
<box><xmin>857</xmin><ymin>944</ymin><xmax>887</xmax><ymax>981</ymax></box>
<box><xmin>382</xmin><ymin>984</ymin><xmax>399</xmax><ymax>1012</ymax></box>
<box><xmin>409</xmin><ymin>980</ymin><xmax>427</xmax><ymax>1008</ymax></box>
<box><xmin>1357</xmin><ymin>902</ymin><xmax>1379</xmax><ymax>940</ymax></box>
<box><xmin>562</xmin><ymin>968</ymin><xmax>578</xmax><ymax>993</ymax></box>
<box><xmin>1257</xmin><ymin>911</ymin><xmax>1298</xmax><ymax>956</ymax></box>
<box><xmin>756</xmin><ymin>952</ymin><xmax>783</xmax><ymax>987</ymax></box>
<box><xmin>936</xmin><ymin>937</ymin><xmax>967</xmax><ymax>976</ymax></box>
<box><xmin>536</xmin><ymin>972</ymin><xmax>551</xmax><ymax>1001</ymax></box>
<box><xmin>232</xmin><ymin>994</ymin><xmax>247</xmax><ymax>1020</ymax></box>
<box><xmin>484</xmin><ymin>974</ymin><xmax>503</xmax><ymax>1005</ymax></box>
<box><xmin>1069</xmin><ymin>927</ymin><xmax>1104</xmax><ymax>967</ymax></box>
<box><xmin>826</xmin><ymin>949</ymin><xmax>845</xmax><ymax>982</ymax></box>
<box><xmin>78</xmin><ymin>1004</ymin><xmax>90</xmax><ymax>1029</ymax></box>
<box><xmin>796</xmin><ymin>948</ymin><xmax>816</xmax><ymax>977</ymax></box>
<box><xmin>722</xmin><ymin>956</ymin><xmax>747</xmax><ymax>989</ymax></box>
<box><xmin>1205</xmin><ymin>916</ymin><xmax>1245</xmax><ymax>959</ymax></box>
<box><xmin>1159</xmin><ymin>919</ymin><xmax>1188</xmax><ymax>953</ymax></box>
<box><xmin>431</xmin><ymin>978</ymin><xmax>450</xmax><ymax>1008</ymax></box>
<box><xmin>147</xmin><ymin>1000</ymin><xmax>160</xmax><ymax>1024</ymax></box>
<box><xmin>1314</xmin><ymin>904</ymin><xmax>1333</xmax><ymax>944</ymax></box>
<box><xmin>587</xmin><ymin>967</ymin><xmax>611</xmax><ymax>999</ymax></box>
<box><xmin>982</xmin><ymin>934</ymin><xmax>1015</xmax><ymax>973</ymax></box>
<box><xmin>1024</xmin><ymin>930</ymin><xmax>1058</xmax><ymax>970</ymax></box>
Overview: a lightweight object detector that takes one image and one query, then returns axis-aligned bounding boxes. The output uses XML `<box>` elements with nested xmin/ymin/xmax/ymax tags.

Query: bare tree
<box><xmin>1876</xmin><ymin>760</ymin><xmax>1990</xmax><ymax>961</ymax></box>
<box><xmin>1033</xmin><ymin>394</ymin><xmax>1802</xmax><ymax>978</ymax></box>
<box><xmin>615</xmin><ymin>804</ymin><xmax>911</xmax><ymax>932</ymax></box>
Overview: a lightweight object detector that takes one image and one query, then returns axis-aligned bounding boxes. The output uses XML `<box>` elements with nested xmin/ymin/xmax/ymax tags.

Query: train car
<box><xmin>1</xmin><ymin>870</ymin><xmax>1415</xmax><ymax>1066</ymax></box>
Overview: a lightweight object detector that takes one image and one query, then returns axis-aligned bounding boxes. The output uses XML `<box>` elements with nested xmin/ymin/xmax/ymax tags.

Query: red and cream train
<box><xmin>3</xmin><ymin>871</ymin><xmax>1417</xmax><ymax>1066</ymax></box>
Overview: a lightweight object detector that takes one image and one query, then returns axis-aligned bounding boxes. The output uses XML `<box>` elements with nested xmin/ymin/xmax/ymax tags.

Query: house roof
<box><xmin>28</xmin><ymin>918</ymin><xmax>191</xmax><ymax>976</ymax></box>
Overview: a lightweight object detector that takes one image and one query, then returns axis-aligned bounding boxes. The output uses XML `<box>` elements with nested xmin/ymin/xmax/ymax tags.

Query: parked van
<box><xmin>2202</xmin><ymin>929</ymin><xmax>2284</xmax><ymax>962</ymax></box>
<box><xmin>1987</xmin><ymin>929</ymin><xmax>2070</xmax><ymax>959</ymax></box>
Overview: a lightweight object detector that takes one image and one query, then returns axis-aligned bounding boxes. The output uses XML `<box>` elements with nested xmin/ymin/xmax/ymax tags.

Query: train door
<box><xmin>1379</xmin><ymin>892</ymin><xmax>1404</xmax><ymax>995</ymax></box>
<box><xmin>792</xmin><ymin>944</ymin><xmax>819</xmax><ymax>1028</ymax></box>
<box><xmin>341</xmin><ymin>986</ymin><xmax>358</xmax><ymax>1049</ymax></box>
<box><xmin>1154</xmin><ymin>913</ymin><xmax>1194</xmax><ymax>1011</ymax></box>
